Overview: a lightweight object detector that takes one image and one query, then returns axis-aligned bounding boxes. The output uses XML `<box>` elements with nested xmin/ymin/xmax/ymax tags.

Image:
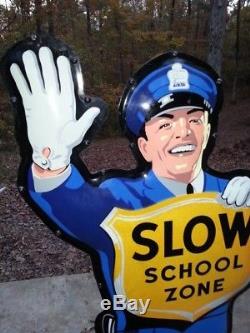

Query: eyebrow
<box><xmin>159</xmin><ymin>114</ymin><xmax>174</xmax><ymax>119</ymax></box>
<box><xmin>187</xmin><ymin>108</ymin><xmax>204</xmax><ymax>115</ymax></box>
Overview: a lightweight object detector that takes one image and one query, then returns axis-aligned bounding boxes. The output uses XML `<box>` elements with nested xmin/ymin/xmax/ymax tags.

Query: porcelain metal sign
<box><xmin>101</xmin><ymin>193</ymin><xmax>250</xmax><ymax>321</ymax></box>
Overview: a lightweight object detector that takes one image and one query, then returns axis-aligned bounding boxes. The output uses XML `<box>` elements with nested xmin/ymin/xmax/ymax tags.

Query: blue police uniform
<box><xmin>26</xmin><ymin>52</ymin><xmax>231</xmax><ymax>332</ymax></box>
<box><xmin>28</xmin><ymin>165</ymin><xmax>230</xmax><ymax>333</ymax></box>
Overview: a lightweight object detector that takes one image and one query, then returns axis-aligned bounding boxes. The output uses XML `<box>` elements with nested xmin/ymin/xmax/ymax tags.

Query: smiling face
<box><xmin>137</xmin><ymin>107</ymin><xmax>211</xmax><ymax>183</ymax></box>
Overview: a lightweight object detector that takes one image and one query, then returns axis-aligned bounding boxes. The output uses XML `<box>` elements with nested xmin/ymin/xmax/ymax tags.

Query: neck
<box><xmin>152</xmin><ymin>160</ymin><xmax>202</xmax><ymax>184</ymax></box>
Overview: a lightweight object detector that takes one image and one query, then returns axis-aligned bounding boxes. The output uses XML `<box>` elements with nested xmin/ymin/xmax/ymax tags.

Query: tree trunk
<box><xmin>231</xmin><ymin>0</ymin><xmax>241</xmax><ymax>103</ymax></box>
<box><xmin>20</xmin><ymin>0</ymin><xmax>30</xmax><ymax>25</ymax></box>
<box><xmin>157</xmin><ymin>0</ymin><xmax>164</xmax><ymax>27</ymax></box>
<box><xmin>85</xmin><ymin>0</ymin><xmax>92</xmax><ymax>36</ymax></box>
<box><xmin>47</xmin><ymin>0</ymin><xmax>55</xmax><ymax>35</ymax></box>
<box><xmin>68</xmin><ymin>0</ymin><xmax>77</xmax><ymax>40</ymax></box>
<box><xmin>187</xmin><ymin>0</ymin><xmax>192</xmax><ymax>17</ymax></box>
<box><xmin>186</xmin><ymin>0</ymin><xmax>192</xmax><ymax>47</ymax></box>
<box><xmin>34</xmin><ymin>0</ymin><xmax>42</xmax><ymax>34</ymax></box>
<box><xmin>114</xmin><ymin>13</ymin><xmax>125</xmax><ymax>83</ymax></box>
<box><xmin>207</xmin><ymin>0</ymin><xmax>228</xmax><ymax>75</ymax></box>
<box><xmin>194</xmin><ymin>2</ymin><xmax>201</xmax><ymax>50</ymax></box>
<box><xmin>146</xmin><ymin>0</ymin><xmax>155</xmax><ymax>30</ymax></box>
<box><xmin>169</xmin><ymin>0</ymin><xmax>176</xmax><ymax>31</ymax></box>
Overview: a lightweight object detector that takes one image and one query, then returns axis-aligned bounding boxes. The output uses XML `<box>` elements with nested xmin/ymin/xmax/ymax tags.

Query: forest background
<box><xmin>0</xmin><ymin>0</ymin><xmax>250</xmax><ymax>144</ymax></box>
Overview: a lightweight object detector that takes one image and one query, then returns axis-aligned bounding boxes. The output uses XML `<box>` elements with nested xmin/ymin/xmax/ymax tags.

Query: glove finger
<box><xmin>39</xmin><ymin>47</ymin><xmax>59</xmax><ymax>95</ymax></box>
<box><xmin>23</xmin><ymin>50</ymin><xmax>44</xmax><ymax>94</ymax></box>
<box><xmin>222</xmin><ymin>177</ymin><xmax>241</xmax><ymax>200</ymax></box>
<box><xmin>10</xmin><ymin>63</ymin><xmax>31</xmax><ymax>101</ymax></box>
<box><xmin>235</xmin><ymin>181</ymin><xmax>250</xmax><ymax>206</ymax></box>
<box><xmin>76</xmin><ymin>107</ymin><xmax>100</xmax><ymax>139</ymax></box>
<box><xmin>57</xmin><ymin>56</ymin><xmax>75</xmax><ymax>107</ymax></box>
<box><xmin>246</xmin><ymin>193</ymin><xmax>250</xmax><ymax>207</ymax></box>
<box><xmin>225</xmin><ymin>178</ymin><xmax>243</xmax><ymax>205</ymax></box>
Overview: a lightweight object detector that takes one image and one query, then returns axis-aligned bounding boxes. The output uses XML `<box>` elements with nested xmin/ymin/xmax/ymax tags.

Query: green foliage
<box><xmin>0</xmin><ymin>0</ymin><xmax>250</xmax><ymax>143</ymax></box>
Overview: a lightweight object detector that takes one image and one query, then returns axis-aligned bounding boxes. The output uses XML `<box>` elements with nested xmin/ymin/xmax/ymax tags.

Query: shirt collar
<box><xmin>156</xmin><ymin>170</ymin><xmax>204</xmax><ymax>196</ymax></box>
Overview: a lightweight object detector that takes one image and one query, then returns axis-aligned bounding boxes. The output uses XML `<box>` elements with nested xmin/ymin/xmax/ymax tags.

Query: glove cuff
<box><xmin>33</xmin><ymin>151</ymin><xmax>71</xmax><ymax>171</ymax></box>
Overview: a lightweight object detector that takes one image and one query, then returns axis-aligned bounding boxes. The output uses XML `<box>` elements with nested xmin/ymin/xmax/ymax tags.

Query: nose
<box><xmin>175</xmin><ymin>117</ymin><xmax>191</xmax><ymax>139</ymax></box>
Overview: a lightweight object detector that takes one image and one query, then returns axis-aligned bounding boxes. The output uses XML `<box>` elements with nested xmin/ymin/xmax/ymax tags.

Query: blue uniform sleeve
<box><xmin>28</xmin><ymin>165</ymin><xmax>128</xmax><ymax>248</ymax></box>
<box><xmin>217</xmin><ymin>177</ymin><xmax>228</xmax><ymax>193</ymax></box>
<box><xmin>204</xmin><ymin>173</ymin><xmax>229</xmax><ymax>193</ymax></box>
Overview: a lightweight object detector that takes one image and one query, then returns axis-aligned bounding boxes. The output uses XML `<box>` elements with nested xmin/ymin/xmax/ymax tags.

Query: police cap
<box><xmin>119</xmin><ymin>51</ymin><xmax>223</xmax><ymax>137</ymax></box>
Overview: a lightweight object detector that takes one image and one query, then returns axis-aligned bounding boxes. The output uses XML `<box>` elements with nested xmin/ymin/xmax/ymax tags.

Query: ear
<box><xmin>137</xmin><ymin>137</ymin><xmax>152</xmax><ymax>162</ymax></box>
<box><xmin>202</xmin><ymin>122</ymin><xmax>211</xmax><ymax>150</ymax></box>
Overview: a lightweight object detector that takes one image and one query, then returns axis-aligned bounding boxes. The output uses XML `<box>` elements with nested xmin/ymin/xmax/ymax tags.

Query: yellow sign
<box><xmin>101</xmin><ymin>193</ymin><xmax>250</xmax><ymax>322</ymax></box>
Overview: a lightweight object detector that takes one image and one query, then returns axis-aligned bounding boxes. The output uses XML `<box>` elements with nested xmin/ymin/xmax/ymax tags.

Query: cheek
<box><xmin>149</xmin><ymin>133</ymin><xmax>165</xmax><ymax>148</ymax></box>
<box><xmin>145</xmin><ymin>130</ymin><xmax>173</xmax><ymax>159</ymax></box>
<box><xmin>157</xmin><ymin>133</ymin><xmax>173</xmax><ymax>153</ymax></box>
<box><xmin>160</xmin><ymin>134</ymin><xmax>170</xmax><ymax>142</ymax></box>
<box><xmin>192</xmin><ymin>126</ymin><xmax>206</xmax><ymax>144</ymax></box>
<box><xmin>159</xmin><ymin>128</ymin><xmax>174</xmax><ymax>143</ymax></box>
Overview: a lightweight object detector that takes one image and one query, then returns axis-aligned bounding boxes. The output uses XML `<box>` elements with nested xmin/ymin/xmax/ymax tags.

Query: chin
<box><xmin>168</xmin><ymin>158</ymin><xmax>198</xmax><ymax>177</ymax></box>
<box><xmin>167</xmin><ymin>151</ymin><xmax>200</xmax><ymax>169</ymax></box>
<box><xmin>172</xmin><ymin>166</ymin><xmax>193</xmax><ymax>176</ymax></box>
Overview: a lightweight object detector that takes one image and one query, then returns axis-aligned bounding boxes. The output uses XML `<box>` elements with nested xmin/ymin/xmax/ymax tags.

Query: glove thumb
<box><xmin>75</xmin><ymin>107</ymin><xmax>100</xmax><ymax>142</ymax></box>
<box><xmin>61</xmin><ymin>107</ymin><xmax>100</xmax><ymax>147</ymax></box>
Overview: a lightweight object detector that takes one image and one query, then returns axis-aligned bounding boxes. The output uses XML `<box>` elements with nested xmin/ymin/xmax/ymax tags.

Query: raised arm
<box><xmin>4</xmin><ymin>37</ymin><xmax>116</xmax><ymax>248</ymax></box>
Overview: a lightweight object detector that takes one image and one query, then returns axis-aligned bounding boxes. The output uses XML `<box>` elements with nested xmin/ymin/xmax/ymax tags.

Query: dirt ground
<box><xmin>0</xmin><ymin>98</ymin><xmax>250</xmax><ymax>282</ymax></box>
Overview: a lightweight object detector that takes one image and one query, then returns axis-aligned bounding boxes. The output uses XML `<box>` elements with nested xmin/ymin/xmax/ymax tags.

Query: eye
<box><xmin>159</xmin><ymin>122</ymin><xmax>172</xmax><ymax>130</ymax></box>
<box><xmin>189</xmin><ymin>118</ymin><xmax>202</xmax><ymax>125</ymax></box>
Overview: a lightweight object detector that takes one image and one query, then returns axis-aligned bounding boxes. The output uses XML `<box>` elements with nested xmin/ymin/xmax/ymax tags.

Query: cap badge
<box><xmin>168</xmin><ymin>63</ymin><xmax>190</xmax><ymax>90</ymax></box>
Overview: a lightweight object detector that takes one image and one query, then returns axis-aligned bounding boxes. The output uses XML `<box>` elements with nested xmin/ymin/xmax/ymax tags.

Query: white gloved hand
<box><xmin>10</xmin><ymin>47</ymin><xmax>100</xmax><ymax>170</ymax></box>
<box><xmin>222</xmin><ymin>176</ymin><xmax>250</xmax><ymax>207</ymax></box>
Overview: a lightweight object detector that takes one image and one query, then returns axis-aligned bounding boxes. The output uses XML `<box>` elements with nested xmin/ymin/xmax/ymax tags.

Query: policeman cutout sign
<box><xmin>1</xmin><ymin>34</ymin><xmax>250</xmax><ymax>333</ymax></box>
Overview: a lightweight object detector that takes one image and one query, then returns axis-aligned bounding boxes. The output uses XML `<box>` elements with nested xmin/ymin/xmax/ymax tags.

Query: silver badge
<box><xmin>167</xmin><ymin>63</ymin><xmax>190</xmax><ymax>90</ymax></box>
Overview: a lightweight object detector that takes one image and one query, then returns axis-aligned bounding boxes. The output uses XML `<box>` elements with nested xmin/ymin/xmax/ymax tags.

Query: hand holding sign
<box><xmin>222</xmin><ymin>176</ymin><xmax>250</xmax><ymax>207</ymax></box>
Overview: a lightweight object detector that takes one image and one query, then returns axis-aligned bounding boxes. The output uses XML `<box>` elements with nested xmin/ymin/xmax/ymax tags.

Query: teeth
<box><xmin>170</xmin><ymin>144</ymin><xmax>196</xmax><ymax>154</ymax></box>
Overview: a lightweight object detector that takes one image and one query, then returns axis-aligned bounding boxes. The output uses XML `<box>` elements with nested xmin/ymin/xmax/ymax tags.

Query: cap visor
<box><xmin>152</xmin><ymin>106</ymin><xmax>204</xmax><ymax>118</ymax></box>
